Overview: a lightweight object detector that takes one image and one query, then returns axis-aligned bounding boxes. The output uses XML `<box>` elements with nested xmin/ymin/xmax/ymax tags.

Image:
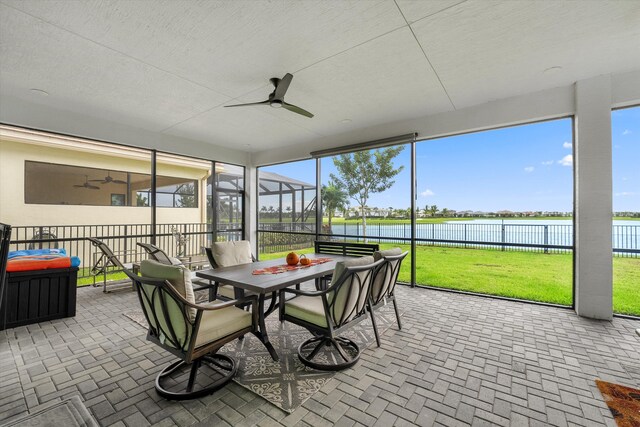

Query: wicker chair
<box><xmin>124</xmin><ymin>260</ymin><xmax>264</xmax><ymax>400</ymax></box>
<box><xmin>369</xmin><ymin>248</ymin><xmax>408</xmax><ymax>346</ymax></box>
<box><xmin>279</xmin><ymin>256</ymin><xmax>383</xmax><ymax>371</ymax></box>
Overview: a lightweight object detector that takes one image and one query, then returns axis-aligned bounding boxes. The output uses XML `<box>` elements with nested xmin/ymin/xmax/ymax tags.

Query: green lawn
<box><xmin>259</xmin><ymin>244</ymin><xmax>640</xmax><ymax>316</ymax></box>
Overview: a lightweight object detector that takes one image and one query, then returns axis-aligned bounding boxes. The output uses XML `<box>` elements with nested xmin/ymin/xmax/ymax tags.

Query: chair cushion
<box><xmin>217</xmin><ymin>283</ymin><xmax>265</xmax><ymax>300</ymax></box>
<box><xmin>140</xmin><ymin>259</ymin><xmax>196</xmax><ymax>322</ymax></box>
<box><xmin>284</xmin><ymin>295</ymin><xmax>328</xmax><ymax>328</ymax></box>
<box><xmin>211</xmin><ymin>241</ymin><xmax>252</xmax><ymax>267</ymax></box>
<box><xmin>331</xmin><ymin>255</ymin><xmax>375</xmax><ymax>284</ymax></box>
<box><xmin>329</xmin><ymin>256</ymin><xmax>375</xmax><ymax>324</ymax></box>
<box><xmin>372</xmin><ymin>248</ymin><xmax>403</xmax><ymax>301</ymax></box>
<box><xmin>373</xmin><ymin>247</ymin><xmax>403</xmax><ymax>261</ymax></box>
<box><xmin>194</xmin><ymin>305</ymin><xmax>252</xmax><ymax>348</ymax></box>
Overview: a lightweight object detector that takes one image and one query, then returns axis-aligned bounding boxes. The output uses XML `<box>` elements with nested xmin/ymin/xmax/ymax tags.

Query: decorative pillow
<box><xmin>140</xmin><ymin>259</ymin><xmax>196</xmax><ymax>321</ymax></box>
<box><xmin>373</xmin><ymin>247</ymin><xmax>403</xmax><ymax>261</ymax></box>
<box><xmin>211</xmin><ymin>241</ymin><xmax>252</xmax><ymax>267</ymax></box>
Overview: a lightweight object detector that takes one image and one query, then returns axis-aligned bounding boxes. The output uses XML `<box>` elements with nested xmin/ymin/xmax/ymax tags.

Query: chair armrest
<box><xmin>281</xmin><ymin>287</ymin><xmax>327</xmax><ymax>297</ymax></box>
<box><xmin>191</xmin><ymin>295</ymin><xmax>258</xmax><ymax>311</ymax></box>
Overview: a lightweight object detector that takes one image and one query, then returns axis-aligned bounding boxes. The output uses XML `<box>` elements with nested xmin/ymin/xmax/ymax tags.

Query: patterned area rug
<box><xmin>124</xmin><ymin>303</ymin><xmax>399</xmax><ymax>413</ymax></box>
<box><xmin>596</xmin><ymin>380</ymin><xmax>640</xmax><ymax>427</ymax></box>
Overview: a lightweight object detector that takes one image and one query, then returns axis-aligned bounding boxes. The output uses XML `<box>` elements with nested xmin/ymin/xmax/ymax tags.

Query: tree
<box><xmin>331</xmin><ymin>147</ymin><xmax>405</xmax><ymax>241</ymax></box>
<box><xmin>136</xmin><ymin>193</ymin><xmax>149</xmax><ymax>207</ymax></box>
<box><xmin>174</xmin><ymin>183</ymin><xmax>197</xmax><ymax>208</ymax></box>
<box><xmin>430</xmin><ymin>204</ymin><xmax>438</xmax><ymax>217</ymax></box>
<box><xmin>441</xmin><ymin>207</ymin><xmax>450</xmax><ymax>217</ymax></box>
<box><xmin>321</xmin><ymin>180</ymin><xmax>349</xmax><ymax>228</ymax></box>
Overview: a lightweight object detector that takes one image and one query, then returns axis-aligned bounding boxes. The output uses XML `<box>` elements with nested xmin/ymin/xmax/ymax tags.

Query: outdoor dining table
<box><xmin>196</xmin><ymin>253</ymin><xmax>351</xmax><ymax>361</ymax></box>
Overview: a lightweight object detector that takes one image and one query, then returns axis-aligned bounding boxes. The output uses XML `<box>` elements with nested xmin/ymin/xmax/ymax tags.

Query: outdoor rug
<box><xmin>0</xmin><ymin>395</ymin><xmax>98</xmax><ymax>427</ymax></box>
<box><xmin>596</xmin><ymin>379</ymin><xmax>640</xmax><ymax>427</ymax></box>
<box><xmin>124</xmin><ymin>303</ymin><xmax>400</xmax><ymax>413</ymax></box>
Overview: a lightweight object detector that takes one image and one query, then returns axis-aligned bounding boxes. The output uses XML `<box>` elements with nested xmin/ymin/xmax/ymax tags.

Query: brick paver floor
<box><xmin>1</xmin><ymin>284</ymin><xmax>638</xmax><ymax>426</ymax></box>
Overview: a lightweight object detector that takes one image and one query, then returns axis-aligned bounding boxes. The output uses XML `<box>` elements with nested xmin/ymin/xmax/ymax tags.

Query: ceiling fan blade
<box><xmin>282</xmin><ymin>102</ymin><xmax>314</xmax><ymax>118</ymax></box>
<box><xmin>88</xmin><ymin>179</ymin><xmax>104</xmax><ymax>182</ymax></box>
<box><xmin>73</xmin><ymin>185</ymin><xmax>84</xmax><ymax>188</ymax></box>
<box><xmin>112</xmin><ymin>180</ymin><xmax>127</xmax><ymax>185</ymax></box>
<box><xmin>224</xmin><ymin>100</ymin><xmax>270</xmax><ymax>108</ymax></box>
<box><xmin>88</xmin><ymin>185</ymin><xmax>100</xmax><ymax>190</ymax></box>
<box><xmin>273</xmin><ymin>73</ymin><xmax>293</xmax><ymax>101</ymax></box>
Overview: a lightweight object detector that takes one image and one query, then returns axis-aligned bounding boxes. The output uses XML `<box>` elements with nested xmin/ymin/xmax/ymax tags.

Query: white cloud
<box><xmin>558</xmin><ymin>154</ymin><xmax>573</xmax><ymax>167</ymax></box>
<box><xmin>541</xmin><ymin>160</ymin><xmax>554</xmax><ymax>166</ymax></box>
<box><xmin>420</xmin><ymin>189</ymin><xmax>435</xmax><ymax>197</ymax></box>
<box><xmin>614</xmin><ymin>192</ymin><xmax>638</xmax><ymax>197</ymax></box>
<box><xmin>563</xmin><ymin>141</ymin><xmax>572</xmax><ymax>149</ymax></box>
<box><xmin>524</xmin><ymin>166</ymin><xmax>535</xmax><ymax>173</ymax></box>
<box><xmin>622</xmin><ymin>129</ymin><xmax>632</xmax><ymax>135</ymax></box>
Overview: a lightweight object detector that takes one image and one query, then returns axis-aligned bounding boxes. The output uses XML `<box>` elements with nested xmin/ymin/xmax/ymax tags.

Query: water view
<box><xmin>325</xmin><ymin>219</ymin><xmax>638</xmax><ymax>252</ymax></box>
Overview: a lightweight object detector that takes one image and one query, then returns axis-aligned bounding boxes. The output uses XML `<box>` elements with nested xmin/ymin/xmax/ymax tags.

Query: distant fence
<box><xmin>257</xmin><ymin>222</ymin><xmax>639</xmax><ymax>257</ymax></box>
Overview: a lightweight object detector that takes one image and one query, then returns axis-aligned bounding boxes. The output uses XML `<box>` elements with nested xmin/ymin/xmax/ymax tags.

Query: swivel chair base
<box><xmin>155</xmin><ymin>354</ymin><xmax>236</xmax><ymax>400</ymax></box>
<box><xmin>298</xmin><ymin>335</ymin><xmax>360</xmax><ymax>371</ymax></box>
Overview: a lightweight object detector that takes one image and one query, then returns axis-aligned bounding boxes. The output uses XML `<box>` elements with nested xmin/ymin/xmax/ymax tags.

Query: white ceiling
<box><xmin>1</xmin><ymin>0</ymin><xmax>639</xmax><ymax>154</ymax></box>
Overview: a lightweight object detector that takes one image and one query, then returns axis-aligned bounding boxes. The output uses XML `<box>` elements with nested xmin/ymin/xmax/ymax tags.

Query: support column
<box><xmin>574</xmin><ymin>75</ymin><xmax>613</xmax><ymax>320</ymax></box>
<box><xmin>245</xmin><ymin>164</ymin><xmax>258</xmax><ymax>257</ymax></box>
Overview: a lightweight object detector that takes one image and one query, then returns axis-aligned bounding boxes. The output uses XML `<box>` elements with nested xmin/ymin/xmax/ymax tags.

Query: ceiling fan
<box><xmin>90</xmin><ymin>171</ymin><xmax>126</xmax><ymax>185</ymax></box>
<box><xmin>74</xmin><ymin>175</ymin><xmax>100</xmax><ymax>190</ymax></box>
<box><xmin>225</xmin><ymin>73</ymin><xmax>314</xmax><ymax>118</ymax></box>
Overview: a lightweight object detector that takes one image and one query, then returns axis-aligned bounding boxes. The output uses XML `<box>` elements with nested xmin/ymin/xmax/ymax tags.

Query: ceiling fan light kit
<box><xmin>225</xmin><ymin>73</ymin><xmax>314</xmax><ymax>118</ymax></box>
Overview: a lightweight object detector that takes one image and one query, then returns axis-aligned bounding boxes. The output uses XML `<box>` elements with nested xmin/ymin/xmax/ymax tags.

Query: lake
<box><xmin>326</xmin><ymin>219</ymin><xmax>639</xmax><ymax>251</ymax></box>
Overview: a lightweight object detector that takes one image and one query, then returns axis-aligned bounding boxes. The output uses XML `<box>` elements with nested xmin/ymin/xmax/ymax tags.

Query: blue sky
<box><xmin>261</xmin><ymin>106</ymin><xmax>638</xmax><ymax>213</ymax></box>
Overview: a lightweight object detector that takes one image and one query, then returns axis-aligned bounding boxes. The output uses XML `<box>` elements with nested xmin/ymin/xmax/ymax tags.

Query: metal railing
<box><xmin>9</xmin><ymin>223</ymin><xmax>243</xmax><ymax>278</ymax></box>
<box><xmin>8</xmin><ymin>220</ymin><xmax>638</xmax><ymax>279</ymax></box>
<box><xmin>257</xmin><ymin>221</ymin><xmax>639</xmax><ymax>257</ymax></box>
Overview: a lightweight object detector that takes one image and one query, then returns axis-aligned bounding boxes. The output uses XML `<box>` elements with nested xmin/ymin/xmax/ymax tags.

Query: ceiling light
<box><xmin>29</xmin><ymin>88</ymin><xmax>49</xmax><ymax>96</ymax></box>
<box><xmin>543</xmin><ymin>66</ymin><xmax>562</xmax><ymax>74</ymax></box>
<box><xmin>270</xmin><ymin>100</ymin><xmax>283</xmax><ymax>108</ymax></box>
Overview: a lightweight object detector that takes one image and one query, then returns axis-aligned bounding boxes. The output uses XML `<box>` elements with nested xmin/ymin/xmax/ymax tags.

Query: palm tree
<box><xmin>430</xmin><ymin>205</ymin><xmax>439</xmax><ymax>217</ymax></box>
<box><xmin>322</xmin><ymin>180</ymin><xmax>349</xmax><ymax>228</ymax></box>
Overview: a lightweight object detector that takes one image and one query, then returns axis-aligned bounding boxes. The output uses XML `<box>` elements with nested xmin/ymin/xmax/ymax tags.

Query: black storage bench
<box><xmin>0</xmin><ymin>267</ymin><xmax>78</xmax><ymax>330</ymax></box>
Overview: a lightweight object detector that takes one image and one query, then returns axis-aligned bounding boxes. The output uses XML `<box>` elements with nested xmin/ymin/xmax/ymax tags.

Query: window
<box><xmin>415</xmin><ymin>118</ymin><xmax>574</xmax><ymax>305</ymax></box>
<box><xmin>212</xmin><ymin>162</ymin><xmax>245</xmax><ymax>242</ymax></box>
<box><xmin>257</xmin><ymin>159</ymin><xmax>317</xmax><ymax>257</ymax></box>
<box><xmin>25</xmin><ymin>161</ymin><xmax>151</xmax><ymax>207</ymax></box>
<box><xmin>612</xmin><ymin>105</ymin><xmax>640</xmax><ymax>316</ymax></box>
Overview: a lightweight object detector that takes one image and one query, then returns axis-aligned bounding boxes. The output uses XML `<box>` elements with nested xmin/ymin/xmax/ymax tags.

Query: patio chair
<box><xmin>0</xmin><ymin>223</ymin><xmax>12</xmax><ymax>311</ymax></box>
<box><xmin>279</xmin><ymin>256</ymin><xmax>383</xmax><ymax>371</ymax></box>
<box><xmin>88</xmin><ymin>237</ymin><xmax>133</xmax><ymax>293</ymax></box>
<box><xmin>369</xmin><ymin>248</ymin><xmax>408</xmax><ymax>347</ymax></box>
<box><xmin>137</xmin><ymin>242</ymin><xmax>216</xmax><ymax>299</ymax></box>
<box><xmin>136</xmin><ymin>242</ymin><xmax>182</xmax><ymax>266</ymax></box>
<box><xmin>314</xmin><ymin>240</ymin><xmax>380</xmax><ymax>289</ymax></box>
<box><xmin>204</xmin><ymin>241</ymin><xmax>261</xmax><ymax>301</ymax></box>
<box><xmin>124</xmin><ymin>260</ymin><xmax>264</xmax><ymax>400</ymax></box>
